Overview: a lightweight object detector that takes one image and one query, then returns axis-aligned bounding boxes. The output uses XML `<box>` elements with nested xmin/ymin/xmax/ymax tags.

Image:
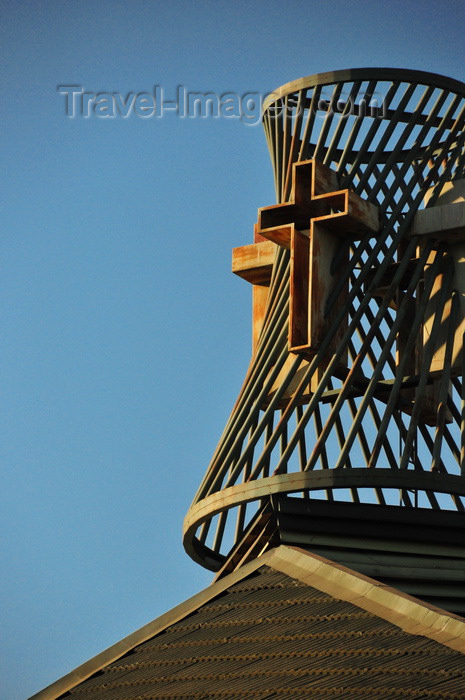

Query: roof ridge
<box><xmin>29</xmin><ymin>545</ymin><xmax>465</xmax><ymax>699</ymax></box>
<box><xmin>267</xmin><ymin>546</ymin><xmax>465</xmax><ymax>653</ymax></box>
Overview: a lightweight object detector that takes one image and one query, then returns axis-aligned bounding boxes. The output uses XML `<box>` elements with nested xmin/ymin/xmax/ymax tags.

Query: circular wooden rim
<box><xmin>263</xmin><ymin>67</ymin><xmax>465</xmax><ymax>112</ymax></box>
<box><xmin>183</xmin><ymin>469</ymin><xmax>465</xmax><ymax>569</ymax></box>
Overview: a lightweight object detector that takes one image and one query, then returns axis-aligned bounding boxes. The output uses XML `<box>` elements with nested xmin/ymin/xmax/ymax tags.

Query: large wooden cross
<box><xmin>234</xmin><ymin>160</ymin><xmax>379</xmax><ymax>360</ymax></box>
<box><xmin>258</xmin><ymin>160</ymin><xmax>379</xmax><ymax>358</ymax></box>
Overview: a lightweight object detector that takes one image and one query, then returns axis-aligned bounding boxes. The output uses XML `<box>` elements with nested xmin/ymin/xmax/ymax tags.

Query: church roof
<box><xmin>30</xmin><ymin>546</ymin><xmax>465</xmax><ymax>699</ymax></box>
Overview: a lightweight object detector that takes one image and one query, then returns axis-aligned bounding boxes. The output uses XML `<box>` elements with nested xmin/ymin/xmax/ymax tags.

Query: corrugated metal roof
<box><xmin>61</xmin><ymin>566</ymin><xmax>465</xmax><ymax>699</ymax></box>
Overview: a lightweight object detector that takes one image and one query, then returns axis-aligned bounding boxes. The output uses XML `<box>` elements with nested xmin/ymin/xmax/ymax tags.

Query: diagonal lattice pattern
<box><xmin>184</xmin><ymin>68</ymin><xmax>465</xmax><ymax>571</ymax></box>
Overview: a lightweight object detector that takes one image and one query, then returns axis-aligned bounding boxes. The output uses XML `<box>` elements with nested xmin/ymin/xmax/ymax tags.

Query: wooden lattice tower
<box><xmin>184</xmin><ymin>68</ymin><xmax>465</xmax><ymax>609</ymax></box>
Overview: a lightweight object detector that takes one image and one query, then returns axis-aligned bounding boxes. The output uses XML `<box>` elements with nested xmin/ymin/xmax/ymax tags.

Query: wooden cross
<box><xmin>257</xmin><ymin>159</ymin><xmax>379</xmax><ymax>358</ymax></box>
<box><xmin>232</xmin><ymin>159</ymin><xmax>379</xmax><ymax>403</ymax></box>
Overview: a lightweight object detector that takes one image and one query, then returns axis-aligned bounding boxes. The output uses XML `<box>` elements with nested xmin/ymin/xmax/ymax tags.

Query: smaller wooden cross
<box><xmin>406</xmin><ymin>181</ymin><xmax>465</xmax><ymax>424</ymax></box>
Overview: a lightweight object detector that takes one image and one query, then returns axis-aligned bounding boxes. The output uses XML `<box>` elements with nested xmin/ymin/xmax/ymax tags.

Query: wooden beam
<box><xmin>411</xmin><ymin>200</ymin><xmax>465</xmax><ymax>242</ymax></box>
<box><xmin>290</xmin><ymin>222</ymin><xmax>348</xmax><ymax>364</ymax></box>
<box><xmin>252</xmin><ymin>284</ymin><xmax>269</xmax><ymax>353</ymax></box>
<box><xmin>232</xmin><ymin>240</ymin><xmax>276</xmax><ymax>285</ymax></box>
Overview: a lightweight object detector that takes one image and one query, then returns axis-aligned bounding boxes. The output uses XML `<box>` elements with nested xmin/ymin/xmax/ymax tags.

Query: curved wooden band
<box><xmin>183</xmin><ymin>469</ymin><xmax>465</xmax><ymax>569</ymax></box>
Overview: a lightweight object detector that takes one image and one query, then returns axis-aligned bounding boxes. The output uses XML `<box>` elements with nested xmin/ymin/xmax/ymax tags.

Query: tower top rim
<box><xmin>263</xmin><ymin>67</ymin><xmax>465</xmax><ymax>112</ymax></box>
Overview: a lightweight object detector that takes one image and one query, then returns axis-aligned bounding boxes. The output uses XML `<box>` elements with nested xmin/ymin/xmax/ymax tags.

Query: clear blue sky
<box><xmin>2</xmin><ymin>1</ymin><xmax>465</xmax><ymax>698</ymax></box>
